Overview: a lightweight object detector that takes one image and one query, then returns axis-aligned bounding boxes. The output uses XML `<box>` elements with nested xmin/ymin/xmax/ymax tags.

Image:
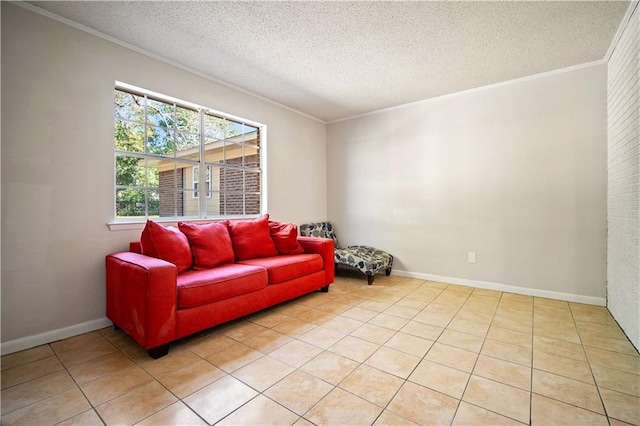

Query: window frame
<box><xmin>110</xmin><ymin>82</ymin><xmax>266</xmax><ymax>229</ymax></box>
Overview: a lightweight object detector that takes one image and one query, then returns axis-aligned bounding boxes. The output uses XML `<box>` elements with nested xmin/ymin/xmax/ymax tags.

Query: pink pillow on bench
<box><xmin>140</xmin><ymin>220</ymin><xmax>192</xmax><ymax>273</ymax></box>
<box><xmin>178</xmin><ymin>221</ymin><xmax>234</xmax><ymax>270</ymax></box>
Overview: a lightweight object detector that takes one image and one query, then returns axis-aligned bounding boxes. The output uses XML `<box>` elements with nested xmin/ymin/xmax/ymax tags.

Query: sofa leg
<box><xmin>113</xmin><ymin>323</ymin><xmax>121</xmax><ymax>331</ymax></box>
<box><xmin>319</xmin><ymin>285</ymin><xmax>330</xmax><ymax>293</ymax></box>
<box><xmin>148</xmin><ymin>344</ymin><xmax>170</xmax><ymax>359</ymax></box>
<box><xmin>385</xmin><ymin>267</ymin><xmax>392</xmax><ymax>276</ymax></box>
<box><xmin>367</xmin><ymin>275</ymin><xmax>374</xmax><ymax>285</ymax></box>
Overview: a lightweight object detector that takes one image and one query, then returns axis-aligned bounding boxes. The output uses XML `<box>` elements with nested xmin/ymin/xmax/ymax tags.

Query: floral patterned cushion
<box><xmin>335</xmin><ymin>246</ymin><xmax>393</xmax><ymax>277</ymax></box>
<box><xmin>299</xmin><ymin>222</ymin><xmax>340</xmax><ymax>248</ymax></box>
<box><xmin>300</xmin><ymin>222</ymin><xmax>393</xmax><ymax>280</ymax></box>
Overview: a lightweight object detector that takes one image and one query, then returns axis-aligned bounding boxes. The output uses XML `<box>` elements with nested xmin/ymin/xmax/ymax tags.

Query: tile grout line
<box><xmin>568</xmin><ymin>301</ymin><xmax>612</xmax><ymax>423</ymax></box>
<box><xmin>97</xmin><ymin>329</ymin><xmax>210</xmax><ymax>425</ymax></box>
<box><xmin>448</xmin><ymin>289</ymin><xmax>531</xmax><ymax>425</ymax></box>
<box><xmin>434</xmin><ymin>286</ymin><xmax>484</xmax><ymax>426</ymax></box>
<box><xmin>528</xmin><ymin>301</ymin><xmax>624</xmax><ymax>422</ymax></box>
<box><xmin>529</xmin><ymin>297</ymin><xmax>535</xmax><ymax>426</ymax></box>
<box><xmin>360</xmin><ymin>279</ymin><xmax>450</xmax><ymax>425</ymax></box>
<box><xmin>51</xmin><ymin>340</ymin><xmax>107</xmax><ymax>425</ymax></box>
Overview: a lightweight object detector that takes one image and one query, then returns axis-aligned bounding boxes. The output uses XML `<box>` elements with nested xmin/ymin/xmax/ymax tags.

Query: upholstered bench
<box><xmin>300</xmin><ymin>222</ymin><xmax>393</xmax><ymax>285</ymax></box>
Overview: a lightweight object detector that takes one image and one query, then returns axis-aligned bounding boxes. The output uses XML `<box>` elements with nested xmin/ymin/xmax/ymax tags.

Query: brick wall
<box><xmin>159</xmin><ymin>168</ymin><xmax>184</xmax><ymax>216</ymax></box>
<box><xmin>220</xmin><ymin>154</ymin><xmax>260</xmax><ymax>215</ymax></box>
<box><xmin>607</xmin><ymin>3</ymin><xmax>639</xmax><ymax>350</ymax></box>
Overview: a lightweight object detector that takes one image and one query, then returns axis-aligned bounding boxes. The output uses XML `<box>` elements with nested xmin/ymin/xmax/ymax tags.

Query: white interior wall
<box><xmin>328</xmin><ymin>64</ymin><xmax>608</xmax><ymax>303</ymax></box>
<box><xmin>606</xmin><ymin>3</ymin><xmax>639</xmax><ymax>350</ymax></box>
<box><xmin>1</xmin><ymin>3</ymin><xmax>327</xmax><ymax>352</ymax></box>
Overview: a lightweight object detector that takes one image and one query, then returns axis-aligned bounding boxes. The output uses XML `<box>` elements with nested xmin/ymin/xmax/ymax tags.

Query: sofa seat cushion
<box><xmin>238</xmin><ymin>254</ymin><xmax>323</xmax><ymax>284</ymax></box>
<box><xmin>177</xmin><ymin>264</ymin><xmax>268</xmax><ymax>309</ymax></box>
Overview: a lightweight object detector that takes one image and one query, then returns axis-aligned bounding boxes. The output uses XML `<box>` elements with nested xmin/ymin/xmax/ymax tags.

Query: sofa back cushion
<box><xmin>269</xmin><ymin>221</ymin><xmax>304</xmax><ymax>255</ymax></box>
<box><xmin>227</xmin><ymin>214</ymin><xmax>278</xmax><ymax>261</ymax></box>
<box><xmin>178</xmin><ymin>221</ymin><xmax>234</xmax><ymax>270</ymax></box>
<box><xmin>140</xmin><ymin>220</ymin><xmax>192</xmax><ymax>273</ymax></box>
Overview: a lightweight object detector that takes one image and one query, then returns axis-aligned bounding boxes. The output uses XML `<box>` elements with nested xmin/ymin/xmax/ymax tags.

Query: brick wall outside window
<box><xmin>220</xmin><ymin>154</ymin><xmax>260</xmax><ymax>215</ymax></box>
<box><xmin>159</xmin><ymin>168</ymin><xmax>184</xmax><ymax>216</ymax></box>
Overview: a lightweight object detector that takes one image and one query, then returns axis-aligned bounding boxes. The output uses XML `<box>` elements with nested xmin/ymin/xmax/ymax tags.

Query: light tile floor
<box><xmin>2</xmin><ymin>275</ymin><xmax>639</xmax><ymax>425</ymax></box>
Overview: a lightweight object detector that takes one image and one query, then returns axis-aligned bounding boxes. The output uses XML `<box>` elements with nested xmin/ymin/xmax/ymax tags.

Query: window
<box><xmin>113</xmin><ymin>83</ymin><xmax>263</xmax><ymax>221</ymax></box>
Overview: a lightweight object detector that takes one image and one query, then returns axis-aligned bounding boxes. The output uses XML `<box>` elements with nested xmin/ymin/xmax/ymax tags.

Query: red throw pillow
<box><xmin>178</xmin><ymin>221</ymin><xmax>234</xmax><ymax>270</ymax></box>
<box><xmin>269</xmin><ymin>221</ymin><xmax>304</xmax><ymax>255</ymax></box>
<box><xmin>227</xmin><ymin>214</ymin><xmax>278</xmax><ymax>261</ymax></box>
<box><xmin>140</xmin><ymin>220</ymin><xmax>192</xmax><ymax>273</ymax></box>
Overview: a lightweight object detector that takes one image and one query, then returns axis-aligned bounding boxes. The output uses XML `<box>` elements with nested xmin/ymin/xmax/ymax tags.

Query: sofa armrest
<box><xmin>298</xmin><ymin>237</ymin><xmax>335</xmax><ymax>285</ymax></box>
<box><xmin>106</xmin><ymin>252</ymin><xmax>177</xmax><ymax>349</ymax></box>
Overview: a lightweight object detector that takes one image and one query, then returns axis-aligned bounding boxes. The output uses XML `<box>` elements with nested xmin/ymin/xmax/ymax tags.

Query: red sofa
<box><xmin>105</xmin><ymin>216</ymin><xmax>334</xmax><ymax>358</ymax></box>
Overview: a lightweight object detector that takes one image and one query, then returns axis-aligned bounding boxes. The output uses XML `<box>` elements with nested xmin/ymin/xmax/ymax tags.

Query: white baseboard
<box><xmin>1</xmin><ymin>317</ymin><xmax>113</xmax><ymax>356</ymax></box>
<box><xmin>391</xmin><ymin>270</ymin><xmax>606</xmax><ymax>306</ymax></box>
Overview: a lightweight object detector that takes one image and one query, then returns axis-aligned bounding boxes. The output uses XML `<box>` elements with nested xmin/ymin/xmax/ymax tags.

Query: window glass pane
<box><xmin>207</xmin><ymin>165</ymin><xmax>220</xmax><ymax>196</ymax></box>
<box><xmin>176</xmin><ymin>131</ymin><xmax>200</xmax><ymax>152</ymax></box>
<box><xmin>146</xmin><ymin>161</ymin><xmax>161</xmax><ymax>189</ymax></box>
<box><xmin>156</xmin><ymin>164</ymin><xmax>187</xmax><ymax>190</ymax></box>
<box><xmin>147</xmin><ymin>189</ymin><xmax>160</xmax><ymax>217</ymax></box>
<box><xmin>115</xmin><ymin>155</ymin><xmax>145</xmax><ymax>186</ymax></box>
<box><xmin>225</xmin><ymin>121</ymin><xmax>243</xmax><ymax>139</ymax></box>
<box><xmin>157</xmin><ymin>188</ymin><xmax>187</xmax><ymax>218</ymax></box>
<box><xmin>204</xmin><ymin>115</ymin><xmax>225</xmax><ymax>140</ymax></box>
<box><xmin>223</xmin><ymin>142</ymin><xmax>244</xmax><ymax>165</ymax></box>
<box><xmin>245</xmin><ymin>193</ymin><xmax>261</xmax><ymax>215</ymax></box>
<box><xmin>171</xmin><ymin>162</ymin><xmax>195</xmax><ymax>191</ymax></box>
<box><xmin>244</xmin><ymin>147</ymin><xmax>260</xmax><ymax>168</ymax></box>
<box><xmin>203</xmin><ymin>139</ymin><xmax>224</xmax><ymax>165</ymax></box>
<box><xmin>183</xmin><ymin>163</ymin><xmax>209</xmax><ymax>214</ymax></box>
<box><xmin>147</xmin><ymin>98</ymin><xmax>175</xmax><ymax>128</ymax></box>
<box><xmin>245</xmin><ymin>170</ymin><xmax>261</xmax><ymax>193</ymax></box>
<box><xmin>114</xmin><ymin>119</ymin><xmax>144</xmax><ymax>153</ymax></box>
<box><xmin>243</xmin><ymin>124</ymin><xmax>258</xmax><ymax>134</ymax></box>
<box><xmin>115</xmin><ymin>90</ymin><xmax>144</xmax><ymax>123</ymax></box>
<box><xmin>186</xmin><ymin>170</ymin><xmax>200</xmax><ymax>214</ymax></box>
<box><xmin>222</xmin><ymin>166</ymin><xmax>243</xmax><ymax>193</ymax></box>
<box><xmin>244</xmin><ymin>127</ymin><xmax>260</xmax><ymax>148</ymax></box>
<box><xmin>116</xmin><ymin>188</ymin><xmax>146</xmax><ymax>219</ymax></box>
<box><xmin>225</xmin><ymin>192</ymin><xmax>244</xmax><ymax>215</ymax></box>
<box><xmin>202</xmin><ymin>165</ymin><xmax>222</xmax><ymax>216</ymax></box>
<box><xmin>176</xmin><ymin>107</ymin><xmax>199</xmax><ymax>134</ymax></box>
<box><xmin>245</xmin><ymin>171</ymin><xmax>261</xmax><ymax>215</ymax></box>
<box><xmin>146</xmin><ymin>126</ymin><xmax>175</xmax><ymax>156</ymax></box>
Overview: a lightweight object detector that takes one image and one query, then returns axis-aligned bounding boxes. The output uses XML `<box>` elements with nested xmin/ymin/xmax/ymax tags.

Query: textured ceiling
<box><xmin>28</xmin><ymin>1</ymin><xmax>629</xmax><ymax>122</ymax></box>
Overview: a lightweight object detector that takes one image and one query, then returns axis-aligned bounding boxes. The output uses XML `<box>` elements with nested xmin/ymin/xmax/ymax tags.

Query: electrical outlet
<box><xmin>468</xmin><ymin>252</ymin><xmax>477</xmax><ymax>264</ymax></box>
